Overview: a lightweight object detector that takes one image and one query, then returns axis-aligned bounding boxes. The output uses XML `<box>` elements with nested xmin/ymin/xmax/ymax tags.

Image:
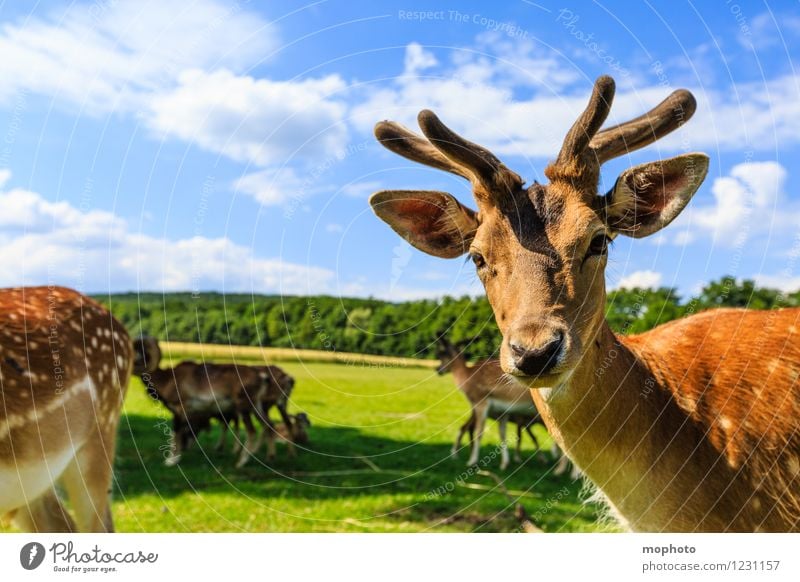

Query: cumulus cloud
<box><xmin>610</xmin><ymin>269</ymin><xmax>663</xmax><ymax>290</ymax></box>
<box><xmin>0</xmin><ymin>0</ymin><xmax>277</xmax><ymax>112</ymax></box>
<box><xmin>351</xmin><ymin>43</ymin><xmax>800</xmax><ymax>162</ymax></box>
<box><xmin>147</xmin><ymin>69</ymin><xmax>349</xmax><ymax>165</ymax></box>
<box><xmin>0</xmin><ymin>173</ymin><xmax>333</xmax><ymax>294</ymax></box>
<box><xmin>673</xmin><ymin>161</ymin><xmax>792</xmax><ymax>245</ymax></box>
<box><xmin>753</xmin><ymin>274</ymin><xmax>800</xmax><ymax>293</ymax></box>
<box><xmin>403</xmin><ymin>43</ymin><xmax>438</xmax><ymax>76</ymax></box>
<box><xmin>0</xmin><ymin>1</ymin><xmax>351</xmax><ymax>173</ymax></box>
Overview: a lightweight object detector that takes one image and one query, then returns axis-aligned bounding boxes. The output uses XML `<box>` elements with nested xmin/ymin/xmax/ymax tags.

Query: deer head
<box><xmin>132</xmin><ymin>335</ymin><xmax>162</xmax><ymax>375</ymax></box>
<box><xmin>371</xmin><ymin>76</ymin><xmax>708</xmax><ymax>387</ymax></box>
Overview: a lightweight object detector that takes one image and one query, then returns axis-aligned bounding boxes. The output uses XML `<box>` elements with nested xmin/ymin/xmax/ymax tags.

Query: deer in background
<box><xmin>436</xmin><ymin>335</ymin><xmax>546</xmax><ymax>470</ymax></box>
<box><xmin>0</xmin><ymin>286</ymin><xmax>132</xmax><ymax>532</ymax></box>
<box><xmin>370</xmin><ymin>76</ymin><xmax>800</xmax><ymax>531</ymax></box>
<box><xmin>132</xmin><ymin>337</ymin><xmax>296</xmax><ymax>468</ymax></box>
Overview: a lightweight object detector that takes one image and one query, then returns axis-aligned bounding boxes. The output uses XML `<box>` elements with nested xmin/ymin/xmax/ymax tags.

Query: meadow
<box><xmin>105</xmin><ymin>343</ymin><xmax>607</xmax><ymax>533</ymax></box>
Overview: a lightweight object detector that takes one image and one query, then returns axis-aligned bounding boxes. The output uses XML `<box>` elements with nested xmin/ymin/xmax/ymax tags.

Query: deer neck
<box><xmin>448</xmin><ymin>357</ymin><xmax>473</xmax><ymax>391</ymax></box>
<box><xmin>530</xmin><ymin>321</ymin><xmax>731</xmax><ymax>531</ymax></box>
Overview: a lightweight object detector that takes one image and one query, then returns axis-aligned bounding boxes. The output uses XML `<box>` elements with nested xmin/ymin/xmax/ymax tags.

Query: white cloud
<box><xmin>0</xmin><ymin>173</ymin><xmax>333</xmax><ymax>294</ymax></box>
<box><xmin>352</xmin><ymin>43</ymin><xmax>800</xmax><ymax>161</ymax></box>
<box><xmin>0</xmin><ymin>0</ymin><xmax>276</xmax><ymax>112</ymax></box>
<box><xmin>403</xmin><ymin>43</ymin><xmax>438</xmax><ymax>76</ymax></box>
<box><xmin>233</xmin><ymin>166</ymin><xmax>331</xmax><ymax>207</ymax></box>
<box><xmin>0</xmin><ymin>1</ymin><xmax>350</xmax><ymax>172</ymax></box>
<box><xmin>147</xmin><ymin>69</ymin><xmax>349</xmax><ymax>165</ymax></box>
<box><xmin>340</xmin><ymin>180</ymin><xmax>383</xmax><ymax>198</ymax></box>
<box><xmin>743</xmin><ymin>11</ymin><xmax>800</xmax><ymax>49</ymax></box>
<box><xmin>674</xmin><ymin>161</ymin><xmax>792</xmax><ymax>245</ymax></box>
<box><xmin>325</xmin><ymin>223</ymin><xmax>343</xmax><ymax>234</ymax></box>
<box><xmin>753</xmin><ymin>274</ymin><xmax>800</xmax><ymax>293</ymax></box>
<box><xmin>610</xmin><ymin>270</ymin><xmax>663</xmax><ymax>290</ymax></box>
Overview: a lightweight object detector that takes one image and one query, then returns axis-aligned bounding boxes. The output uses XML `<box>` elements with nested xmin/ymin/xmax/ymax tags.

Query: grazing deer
<box><xmin>133</xmin><ymin>337</ymin><xmax>296</xmax><ymax>467</ymax></box>
<box><xmin>225</xmin><ymin>365</ymin><xmax>298</xmax><ymax>461</ymax></box>
<box><xmin>0</xmin><ymin>286</ymin><xmax>132</xmax><ymax>532</ymax></box>
<box><xmin>273</xmin><ymin>412</ymin><xmax>311</xmax><ymax>446</ymax></box>
<box><xmin>134</xmin><ymin>338</ymin><xmax>276</xmax><ymax>467</ymax></box>
<box><xmin>370</xmin><ymin>76</ymin><xmax>800</xmax><ymax>531</ymax></box>
<box><xmin>254</xmin><ymin>365</ymin><xmax>297</xmax><ymax>460</ymax></box>
<box><xmin>436</xmin><ymin>336</ymin><xmax>544</xmax><ymax>470</ymax></box>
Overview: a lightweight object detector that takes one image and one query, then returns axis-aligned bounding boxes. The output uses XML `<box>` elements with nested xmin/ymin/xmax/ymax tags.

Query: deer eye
<box><xmin>586</xmin><ymin>234</ymin><xmax>611</xmax><ymax>258</ymax></box>
<box><xmin>469</xmin><ymin>251</ymin><xmax>486</xmax><ymax>269</ymax></box>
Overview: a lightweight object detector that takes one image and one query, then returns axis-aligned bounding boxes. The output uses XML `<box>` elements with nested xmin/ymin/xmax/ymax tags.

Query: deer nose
<box><xmin>509</xmin><ymin>331</ymin><xmax>564</xmax><ymax>376</ymax></box>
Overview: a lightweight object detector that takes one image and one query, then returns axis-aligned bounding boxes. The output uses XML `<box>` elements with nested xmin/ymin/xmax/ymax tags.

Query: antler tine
<box><xmin>555</xmin><ymin>76</ymin><xmax>616</xmax><ymax>167</ymax></box>
<box><xmin>417</xmin><ymin>109</ymin><xmax>521</xmax><ymax>190</ymax></box>
<box><xmin>374</xmin><ymin>121</ymin><xmax>472</xmax><ymax>180</ymax></box>
<box><xmin>589</xmin><ymin>89</ymin><xmax>697</xmax><ymax>164</ymax></box>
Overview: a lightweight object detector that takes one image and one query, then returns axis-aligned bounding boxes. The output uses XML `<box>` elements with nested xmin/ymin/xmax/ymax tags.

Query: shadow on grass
<box><xmin>114</xmin><ymin>413</ymin><xmax>601</xmax><ymax>531</ymax></box>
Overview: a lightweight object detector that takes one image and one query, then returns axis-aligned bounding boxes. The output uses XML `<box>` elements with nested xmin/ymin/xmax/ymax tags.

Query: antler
<box><xmin>548</xmin><ymin>76</ymin><xmax>697</xmax><ymax>183</ymax></box>
<box><xmin>554</xmin><ymin>75</ymin><xmax>615</xmax><ymax>168</ymax></box>
<box><xmin>374</xmin><ymin>111</ymin><xmax>523</xmax><ymax>202</ymax></box>
<box><xmin>589</xmin><ymin>88</ymin><xmax>696</xmax><ymax>164</ymax></box>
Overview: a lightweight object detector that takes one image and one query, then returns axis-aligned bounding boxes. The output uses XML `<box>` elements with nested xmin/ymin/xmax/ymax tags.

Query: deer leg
<box><xmin>514</xmin><ymin>424</ymin><xmax>523</xmax><ymax>463</ymax></box>
<box><xmin>466</xmin><ymin>403</ymin><xmax>488</xmax><ymax>467</ymax></box>
<box><xmin>498</xmin><ymin>418</ymin><xmax>510</xmax><ymax>470</ymax></box>
<box><xmin>214</xmin><ymin>417</ymin><xmax>228</xmax><ymax>452</ymax></box>
<box><xmin>235</xmin><ymin>413</ymin><xmax>258</xmax><ymax>468</ymax></box>
<box><xmin>11</xmin><ymin>489</ymin><xmax>77</xmax><ymax>533</ymax></box>
<box><xmin>60</xmin><ymin>426</ymin><xmax>117</xmax><ymax>532</ymax></box>
<box><xmin>526</xmin><ymin>424</ymin><xmax>540</xmax><ymax>451</ymax></box>
<box><xmin>230</xmin><ymin>416</ymin><xmax>243</xmax><ymax>454</ymax></box>
<box><xmin>277</xmin><ymin>402</ymin><xmax>296</xmax><ymax>458</ymax></box>
<box><xmin>452</xmin><ymin>412</ymin><xmax>474</xmax><ymax>457</ymax></box>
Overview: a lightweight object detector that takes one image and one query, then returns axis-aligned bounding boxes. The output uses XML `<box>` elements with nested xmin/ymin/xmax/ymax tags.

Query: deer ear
<box><xmin>603</xmin><ymin>153</ymin><xmax>709</xmax><ymax>238</ymax></box>
<box><xmin>369</xmin><ymin>190</ymin><xmax>478</xmax><ymax>258</ymax></box>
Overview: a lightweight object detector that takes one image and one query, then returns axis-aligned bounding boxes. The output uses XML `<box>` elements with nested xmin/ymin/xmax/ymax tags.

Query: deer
<box><xmin>369</xmin><ymin>75</ymin><xmax>800</xmax><ymax>532</ymax></box>
<box><xmin>0</xmin><ymin>286</ymin><xmax>132</xmax><ymax>532</ymax></box>
<box><xmin>132</xmin><ymin>337</ymin><xmax>296</xmax><ymax>467</ymax></box>
<box><xmin>436</xmin><ymin>335</ymin><xmax>545</xmax><ymax>469</ymax></box>
<box><xmin>221</xmin><ymin>365</ymin><xmax>298</xmax><ymax>461</ymax></box>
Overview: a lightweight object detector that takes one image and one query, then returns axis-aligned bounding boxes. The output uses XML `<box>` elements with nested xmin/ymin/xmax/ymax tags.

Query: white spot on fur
<box><xmin>0</xmin><ymin>376</ymin><xmax>97</xmax><ymax>441</ymax></box>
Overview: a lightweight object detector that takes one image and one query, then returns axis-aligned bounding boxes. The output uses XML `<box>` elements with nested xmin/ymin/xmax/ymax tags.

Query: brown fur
<box><xmin>0</xmin><ymin>286</ymin><xmax>132</xmax><ymax>532</ymax></box>
<box><xmin>133</xmin><ymin>337</ymin><xmax>297</xmax><ymax>467</ymax></box>
<box><xmin>370</xmin><ymin>76</ymin><xmax>800</xmax><ymax>531</ymax></box>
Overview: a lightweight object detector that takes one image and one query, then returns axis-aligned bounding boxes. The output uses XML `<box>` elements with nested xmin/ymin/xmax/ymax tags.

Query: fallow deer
<box><xmin>436</xmin><ymin>336</ymin><xmax>545</xmax><ymax>470</ymax></box>
<box><xmin>132</xmin><ymin>337</ymin><xmax>296</xmax><ymax>467</ymax></box>
<box><xmin>370</xmin><ymin>76</ymin><xmax>800</xmax><ymax>531</ymax></box>
<box><xmin>133</xmin><ymin>338</ymin><xmax>273</xmax><ymax>467</ymax></box>
<box><xmin>0</xmin><ymin>286</ymin><xmax>132</xmax><ymax>532</ymax></box>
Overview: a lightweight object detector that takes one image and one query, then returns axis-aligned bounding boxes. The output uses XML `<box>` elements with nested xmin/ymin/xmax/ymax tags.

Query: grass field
<box><xmin>8</xmin><ymin>345</ymin><xmax>610</xmax><ymax>533</ymax></box>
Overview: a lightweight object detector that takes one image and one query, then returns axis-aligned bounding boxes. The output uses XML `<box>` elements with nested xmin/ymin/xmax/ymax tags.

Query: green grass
<box><xmin>6</xmin><ymin>349</ymin><xmax>610</xmax><ymax>532</ymax></box>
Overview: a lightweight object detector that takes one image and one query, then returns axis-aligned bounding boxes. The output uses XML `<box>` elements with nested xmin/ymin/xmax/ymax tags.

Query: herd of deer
<box><xmin>0</xmin><ymin>76</ymin><xmax>798</xmax><ymax>533</ymax></box>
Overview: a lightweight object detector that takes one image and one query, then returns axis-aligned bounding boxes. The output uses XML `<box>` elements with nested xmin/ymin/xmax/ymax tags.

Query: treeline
<box><xmin>96</xmin><ymin>277</ymin><xmax>799</xmax><ymax>360</ymax></box>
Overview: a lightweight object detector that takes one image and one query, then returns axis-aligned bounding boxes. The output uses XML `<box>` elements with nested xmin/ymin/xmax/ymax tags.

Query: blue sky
<box><xmin>0</xmin><ymin>0</ymin><xmax>798</xmax><ymax>300</ymax></box>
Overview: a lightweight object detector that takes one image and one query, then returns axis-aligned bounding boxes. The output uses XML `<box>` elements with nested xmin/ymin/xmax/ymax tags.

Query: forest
<box><xmin>97</xmin><ymin>276</ymin><xmax>796</xmax><ymax>360</ymax></box>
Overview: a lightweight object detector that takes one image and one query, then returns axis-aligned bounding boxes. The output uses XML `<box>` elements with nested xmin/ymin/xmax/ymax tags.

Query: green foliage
<box><xmin>96</xmin><ymin>276</ymin><xmax>796</xmax><ymax>358</ymax></box>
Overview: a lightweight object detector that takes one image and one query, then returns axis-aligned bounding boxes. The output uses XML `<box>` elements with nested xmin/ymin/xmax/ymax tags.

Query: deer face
<box><xmin>132</xmin><ymin>335</ymin><xmax>162</xmax><ymax>375</ymax></box>
<box><xmin>371</xmin><ymin>76</ymin><xmax>708</xmax><ymax>387</ymax></box>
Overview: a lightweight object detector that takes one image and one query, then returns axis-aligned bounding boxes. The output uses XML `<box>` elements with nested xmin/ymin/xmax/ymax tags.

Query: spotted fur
<box><xmin>0</xmin><ymin>286</ymin><xmax>132</xmax><ymax>532</ymax></box>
